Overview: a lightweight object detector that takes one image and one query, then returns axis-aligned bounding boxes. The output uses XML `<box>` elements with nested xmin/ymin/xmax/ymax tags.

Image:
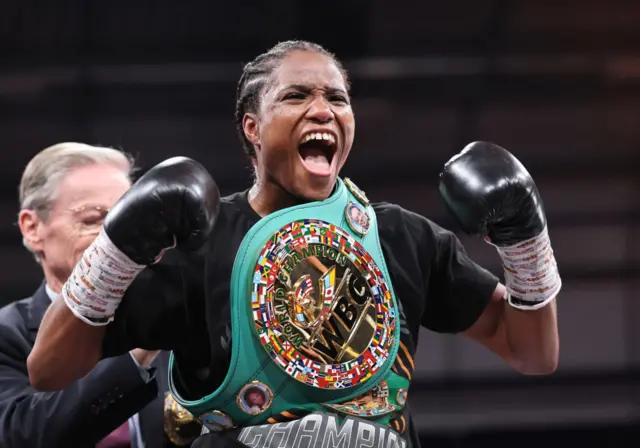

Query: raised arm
<box><xmin>28</xmin><ymin>157</ymin><xmax>220</xmax><ymax>390</ymax></box>
<box><xmin>438</xmin><ymin>142</ymin><xmax>561</xmax><ymax>374</ymax></box>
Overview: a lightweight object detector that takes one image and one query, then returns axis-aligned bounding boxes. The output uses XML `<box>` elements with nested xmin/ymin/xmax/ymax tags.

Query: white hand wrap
<box><xmin>62</xmin><ymin>229</ymin><xmax>146</xmax><ymax>326</ymax></box>
<box><xmin>491</xmin><ymin>225</ymin><xmax>562</xmax><ymax>310</ymax></box>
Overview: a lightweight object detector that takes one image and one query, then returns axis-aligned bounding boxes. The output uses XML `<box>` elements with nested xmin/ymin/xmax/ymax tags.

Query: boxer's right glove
<box><xmin>62</xmin><ymin>156</ymin><xmax>220</xmax><ymax>325</ymax></box>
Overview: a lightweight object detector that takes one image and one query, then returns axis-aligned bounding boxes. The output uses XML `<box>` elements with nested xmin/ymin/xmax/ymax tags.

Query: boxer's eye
<box><xmin>329</xmin><ymin>95</ymin><xmax>348</xmax><ymax>104</ymax></box>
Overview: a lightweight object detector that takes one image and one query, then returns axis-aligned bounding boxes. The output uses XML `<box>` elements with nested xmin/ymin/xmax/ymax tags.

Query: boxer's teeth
<box><xmin>300</xmin><ymin>132</ymin><xmax>336</xmax><ymax>145</ymax></box>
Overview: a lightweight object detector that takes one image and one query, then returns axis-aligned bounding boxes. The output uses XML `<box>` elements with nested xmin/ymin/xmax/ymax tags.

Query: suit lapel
<box><xmin>26</xmin><ymin>282</ymin><xmax>51</xmax><ymax>342</ymax></box>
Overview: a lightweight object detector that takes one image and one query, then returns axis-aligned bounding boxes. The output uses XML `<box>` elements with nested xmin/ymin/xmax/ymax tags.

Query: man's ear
<box><xmin>18</xmin><ymin>209</ymin><xmax>44</xmax><ymax>254</ymax></box>
<box><xmin>243</xmin><ymin>113</ymin><xmax>260</xmax><ymax>147</ymax></box>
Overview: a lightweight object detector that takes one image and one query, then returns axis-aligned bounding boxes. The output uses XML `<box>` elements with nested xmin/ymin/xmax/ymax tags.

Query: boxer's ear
<box><xmin>243</xmin><ymin>113</ymin><xmax>260</xmax><ymax>148</ymax></box>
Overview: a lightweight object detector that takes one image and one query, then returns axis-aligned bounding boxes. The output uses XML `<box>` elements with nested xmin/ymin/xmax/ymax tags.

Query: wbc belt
<box><xmin>169</xmin><ymin>178</ymin><xmax>407</xmax><ymax>432</ymax></box>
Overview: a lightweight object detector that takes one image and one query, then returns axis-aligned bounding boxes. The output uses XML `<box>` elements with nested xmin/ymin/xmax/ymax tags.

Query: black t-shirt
<box><xmin>103</xmin><ymin>189</ymin><xmax>499</xmax><ymax>448</ymax></box>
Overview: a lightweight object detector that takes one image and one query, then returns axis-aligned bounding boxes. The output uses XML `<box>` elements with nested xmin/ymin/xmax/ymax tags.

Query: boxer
<box><xmin>29</xmin><ymin>41</ymin><xmax>561</xmax><ymax>448</ymax></box>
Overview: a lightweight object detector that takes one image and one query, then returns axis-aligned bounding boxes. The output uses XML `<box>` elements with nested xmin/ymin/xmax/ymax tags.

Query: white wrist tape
<box><xmin>62</xmin><ymin>229</ymin><xmax>146</xmax><ymax>326</ymax></box>
<box><xmin>491</xmin><ymin>225</ymin><xmax>562</xmax><ymax>311</ymax></box>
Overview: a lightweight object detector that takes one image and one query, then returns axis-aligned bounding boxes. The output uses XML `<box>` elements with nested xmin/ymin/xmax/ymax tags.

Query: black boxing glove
<box><xmin>63</xmin><ymin>157</ymin><xmax>220</xmax><ymax>325</ymax></box>
<box><xmin>105</xmin><ymin>156</ymin><xmax>219</xmax><ymax>264</ymax></box>
<box><xmin>438</xmin><ymin>142</ymin><xmax>561</xmax><ymax>310</ymax></box>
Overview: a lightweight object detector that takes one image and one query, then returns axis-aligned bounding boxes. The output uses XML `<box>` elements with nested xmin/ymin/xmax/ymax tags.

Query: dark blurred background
<box><xmin>1</xmin><ymin>0</ymin><xmax>639</xmax><ymax>446</ymax></box>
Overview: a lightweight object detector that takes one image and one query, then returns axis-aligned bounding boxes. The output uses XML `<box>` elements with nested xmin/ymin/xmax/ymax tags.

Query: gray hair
<box><xmin>19</xmin><ymin>142</ymin><xmax>135</xmax><ymax>262</ymax></box>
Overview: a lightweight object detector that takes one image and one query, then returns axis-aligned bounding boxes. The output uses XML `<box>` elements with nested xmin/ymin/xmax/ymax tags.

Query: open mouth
<box><xmin>298</xmin><ymin>131</ymin><xmax>337</xmax><ymax>177</ymax></box>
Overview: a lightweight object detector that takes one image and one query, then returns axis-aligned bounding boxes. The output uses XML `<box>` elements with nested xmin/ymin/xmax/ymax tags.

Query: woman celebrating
<box><xmin>29</xmin><ymin>41</ymin><xmax>561</xmax><ymax>448</ymax></box>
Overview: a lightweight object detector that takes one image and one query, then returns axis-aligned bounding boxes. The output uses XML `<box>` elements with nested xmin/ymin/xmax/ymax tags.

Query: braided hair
<box><xmin>234</xmin><ymin>40</ymin><xmax>350</xmax><ymax>157</ymax></box>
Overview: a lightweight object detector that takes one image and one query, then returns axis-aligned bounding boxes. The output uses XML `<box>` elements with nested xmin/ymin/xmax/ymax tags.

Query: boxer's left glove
<box><xmin>438</xmin><ymin>141</ymin><xmax>561</xmax><ymax>310</ymax></box>
<box><xmin>62</xmin><ymin>156</ymin><xmax>220</xmax><ymax>325</ymax></box>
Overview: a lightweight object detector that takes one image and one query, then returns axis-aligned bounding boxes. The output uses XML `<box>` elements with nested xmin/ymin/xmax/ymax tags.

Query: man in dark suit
<box><xmin>0</xmin><ymin>142</ymin><xmax>200</xmax><ymax>447</ymax></box>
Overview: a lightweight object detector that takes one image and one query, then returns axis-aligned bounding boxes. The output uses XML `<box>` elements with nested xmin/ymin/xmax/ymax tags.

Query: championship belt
<box><xmin>169</xmin><ymin>178</ymin><xmax>408</xmax><ymax>433</ymax></box>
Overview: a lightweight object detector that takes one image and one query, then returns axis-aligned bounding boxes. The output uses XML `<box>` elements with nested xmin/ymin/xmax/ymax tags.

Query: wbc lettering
<box><xmin>273</xmin><ymin>245</ymin><xmax>376</xmax><ymax>364</ymax></box>
<box><xmin>306</xmin><ymin>272</ymin><xmax>374</xmax><ymax>363</ymax></box>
